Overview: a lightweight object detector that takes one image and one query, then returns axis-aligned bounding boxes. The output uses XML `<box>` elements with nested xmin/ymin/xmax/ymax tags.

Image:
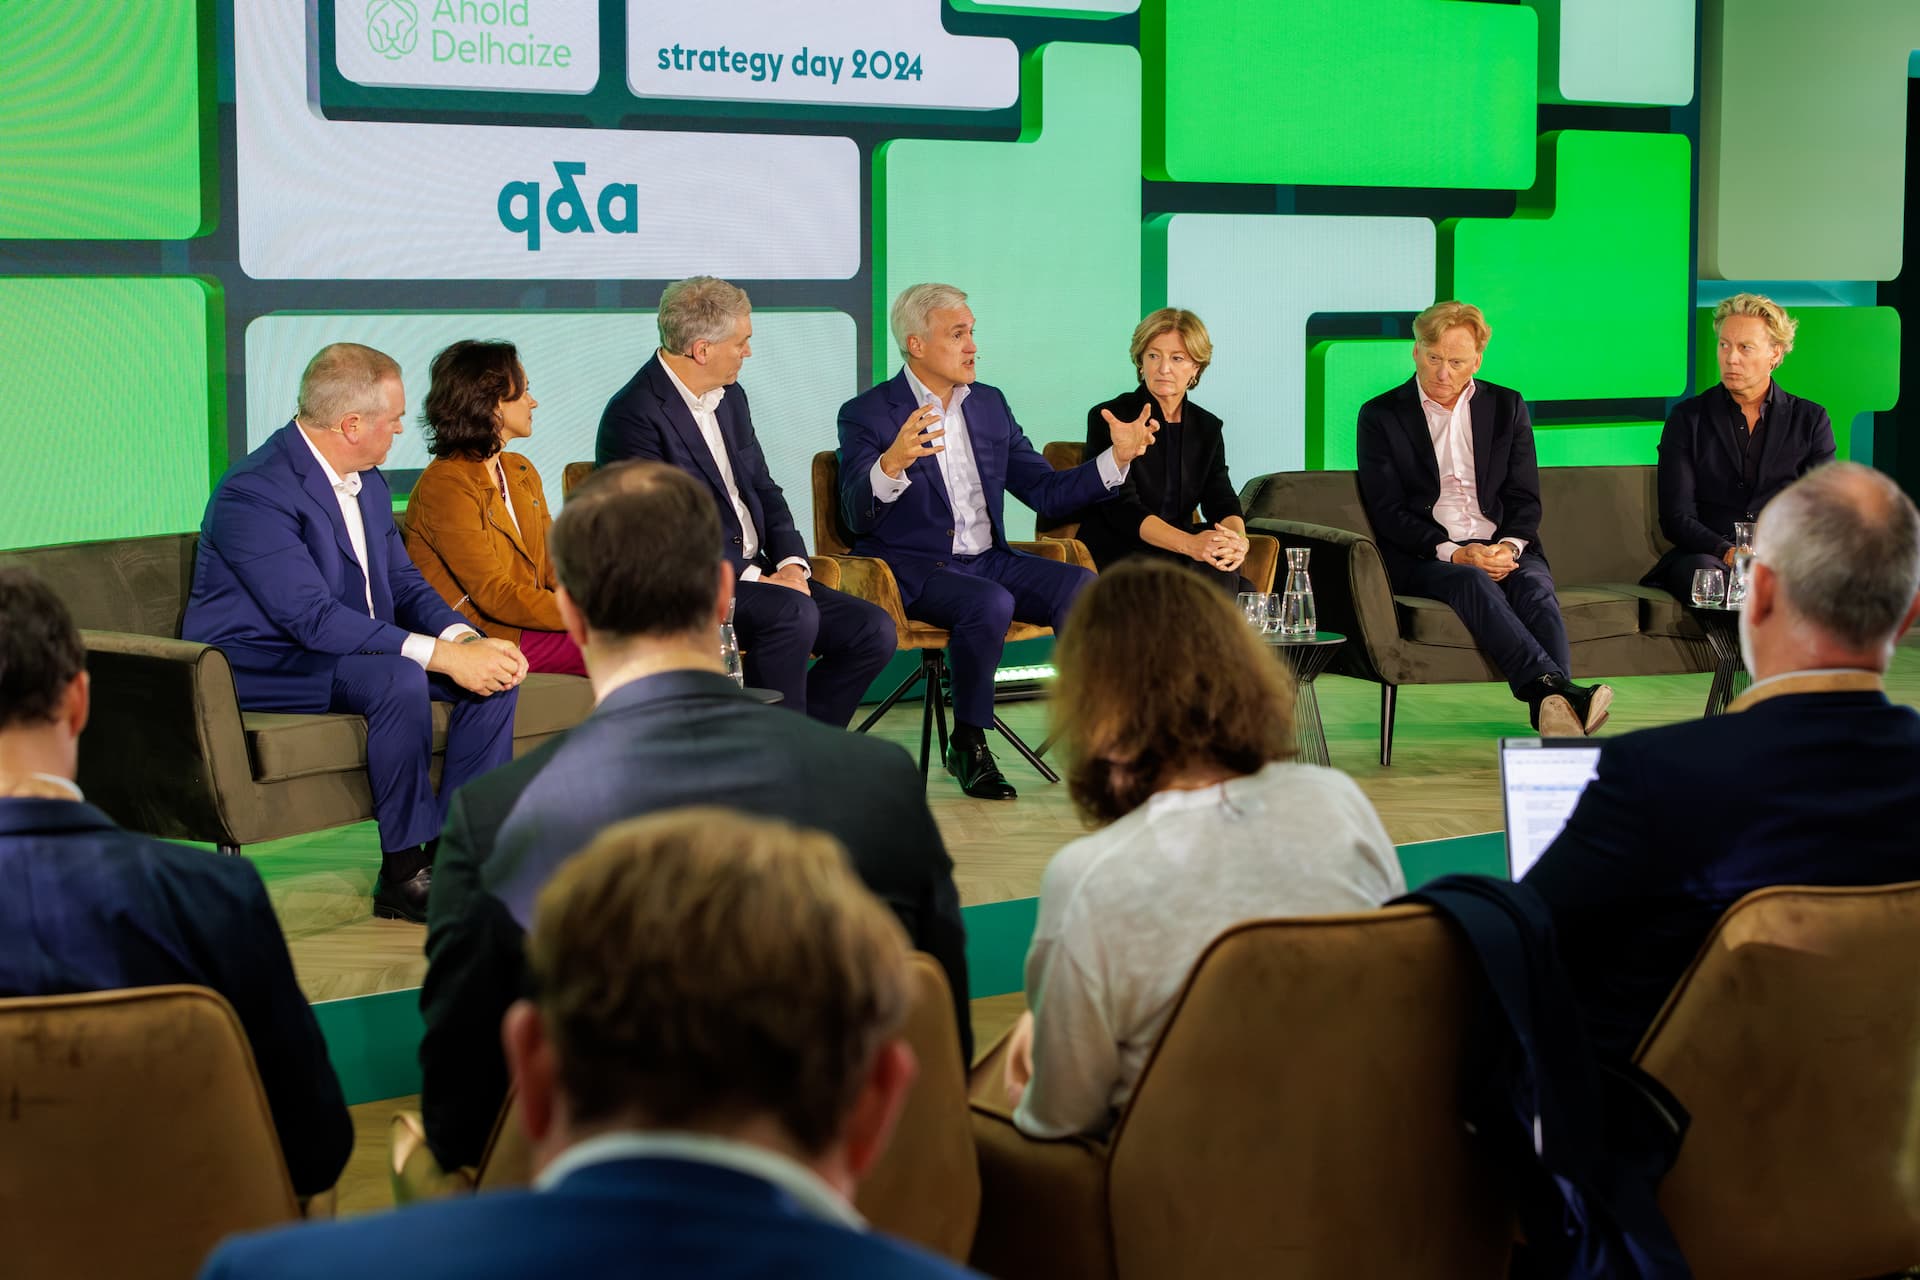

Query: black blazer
<box><xmin>1523</xmin><ymin>685</ymin><xmax>1920</xmax><ymax>1060</ymax></box>
<box><xmin>1076</xmin><ymin>385</ymin><xmax>1240</xmax><ymax>569</ymax></box>
<box><xmin>1655</xmin><ymin>382</ymin><xmax>1835</xmax><ymax>557</ymax></box>
<box><xmin>595</xmin><ymin>355</ymin><xmax>808</xmax><ymax>572</ymax></box>
<box><xmin>418</xmin><ymin>670</ymin><xmax>972</xmax><ymax>1169</ymax></box>
<box><xmin>1354</xmin><ymin>377</ymin><xmax>1544</xmax><ymax>582</ymax></box>
<box><xmin>0</xmin><ymin>800</ymin><xmax>352</xmax><ymax>1197</ymax></box>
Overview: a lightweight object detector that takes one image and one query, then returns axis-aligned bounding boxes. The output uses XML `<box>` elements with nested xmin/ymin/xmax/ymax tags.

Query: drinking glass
<box><xmin>1261</xmin><ymin>593</ymin><xmax>1285</xmax><ymax>636</ymax></box>
<box><xmin>1726</xmin><ymin>549</ymin><xmax>1755</xmax><ymax>608</ymax></box>
<box><xmin>1237</xmin><ymin>591</ymin><xmax>1265</xmax><ymax>629</ymax></box>
<box><xmin>1732</xmin><ymin>521</ymin><xmax>1756</xmax><ymax>554</ymax></box>
<box><xmin>1689</xmin><ymin>567</ymin><xmax>1726</xmax><ymax>607</ymax></box>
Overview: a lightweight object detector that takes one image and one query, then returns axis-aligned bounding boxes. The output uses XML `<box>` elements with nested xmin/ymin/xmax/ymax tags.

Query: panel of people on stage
<box><xmin>3</xmin><ymin>279</ymin><xmax>1914</xmax><ymax>1278</ymax></box>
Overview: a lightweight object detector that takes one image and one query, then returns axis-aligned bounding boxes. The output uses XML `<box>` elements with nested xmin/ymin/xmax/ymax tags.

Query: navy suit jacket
<box><xmin>1354</xmin><ymin>377</ymin><xmax>1546</xmax><ymax>584</ymax></box>
<box><xmin>419</xmin><ymin>671</ymin><xmax>971</xmax><ymax>1169</ymax></box>
<box><xmin>1523</xmin><ymin>685</ymin><xmax>1920</xmax><ymax>1060</ymax></box>
<box><xmin>199</xmin><ymin>1156</ymin><xmax>981</xmax><ymax>1280</ymax></box>
<box><xmin>182</xmin><ymin>424</ymin><xmax>468</xmax><ymax>710</ymax></box>
<box><xmin>595</xmin><ymin>355</ymin><xmax>808</xmax><ymax>573</ymax></box>
<box><xmin>836</xmin><ymin>372</ymin><xmax>1113</xmax><ymax>601</ymax></box>
<box><xmin>0</xmin><ymin>799</ymin><xmax>351</xmax><ymax>1197</ymax></box>
<box><xmin>1656</xmin><ymin>382</ymin><xmax>1836</xmax><ymax>557</ymax></box>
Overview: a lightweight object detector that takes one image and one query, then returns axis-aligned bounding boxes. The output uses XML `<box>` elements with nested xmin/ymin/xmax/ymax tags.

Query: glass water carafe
<box><xmin>1281</xmin><ymin>546</ymin><xmax>1317</xmax><ymax>637</ymax></box>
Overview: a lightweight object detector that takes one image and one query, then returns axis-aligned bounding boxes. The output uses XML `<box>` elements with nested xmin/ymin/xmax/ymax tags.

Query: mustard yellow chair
<box><xmin>1634</xmin><ymin>879</ymin><xmax>1920</xmax><ymax>1280</ymax></box>
<box><xmin>0</xmin><ymin>986</ymin><xmax>308</xmax><ymax>1280</ymax></box>
<box><xmin>968</xmin><ymin>907</ymin><xmax>1513</xmax><ymax>1279</ymax></box>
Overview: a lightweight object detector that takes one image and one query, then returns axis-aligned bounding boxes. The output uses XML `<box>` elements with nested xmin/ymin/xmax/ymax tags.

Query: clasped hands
<box><xmin>1452</xmin><ymin>540</ymin><xmax>1520</xmax><ymax>581</ymax></box>
<box><xmin>1192</xmin><ymin>524</ymin><xmax>1248</xmax><ymax>571</ymax></box>
<box><xmin>430</xmin><ymin>634</ymin><xmax>528</xmax><ymax>697</ymax></box>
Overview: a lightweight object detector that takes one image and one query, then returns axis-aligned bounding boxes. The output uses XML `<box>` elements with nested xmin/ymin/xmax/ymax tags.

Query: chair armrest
<box><xmin>815</xmin><ymin>555</ymin><xmax>911</xmax><ymax>636</ymax></box>
<box><xmin>969</xmin><ymin>1103</ymin><xmax>1114</xmax><ymax>1280</ymax></box>
<box><xmin>805</xmin><ymin>555</ymin><xmax>842</xmax><ymax>593</ymax></box>
<box><xmin>1010</xmin><ymin>539</ymin><xmax>1067</xmax><ymax>564</ymax></box>
<box><xmin>1029</xmin><ymin>536</ymin><xmax>1096</xmax><ymax>572</ymax></box>
<box><xmin>1243</xmin><ymin>534</ymin><xmax>1280</xmax><ymax>594</ymax></box>
<box><xmin>1243</xmin><ymin>520</ymin><xmax>1403</xmax><ymax>684</ymax></box>
<box><xmin>75</xmin><ymin>631</ymin><xmax>259</xmax><ymax>846</ymax></box>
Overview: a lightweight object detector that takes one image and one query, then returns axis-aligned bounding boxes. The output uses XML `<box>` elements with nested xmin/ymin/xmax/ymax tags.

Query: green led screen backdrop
<box><xmin>0</xmin><ymin>0</ymin><xmax>1912</xmax><ymax>551</ymax></box>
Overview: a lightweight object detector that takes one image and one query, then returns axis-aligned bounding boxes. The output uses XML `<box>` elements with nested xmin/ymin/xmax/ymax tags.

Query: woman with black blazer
<box><xmin>1078</xmin><ymin>308</ymin><xmax>1250</xmax><ymax>592</ymax></box>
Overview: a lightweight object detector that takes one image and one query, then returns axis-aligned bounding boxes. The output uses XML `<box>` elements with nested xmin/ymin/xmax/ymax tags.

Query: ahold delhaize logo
<box><xmin>367</xmin><ymin>0</ymin><xmax>420</xmax><ymax>60</ymax></box>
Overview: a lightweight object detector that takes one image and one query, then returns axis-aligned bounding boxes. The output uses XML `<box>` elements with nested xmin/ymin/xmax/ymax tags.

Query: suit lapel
<box><xmin>1467</xmin><ymin>384</ymin><xmax>1494</xmax><ymax>492</ymax></box>
<box><xmin>1710</xmin><ymin>385</ymin><xmax>1746</xmax><ymax>476</ymax></box>
<box><xmin>488</xmin><ymin>456</ymin><xmax>535</xmax><ymax>565</ymax></box>
<box><xmin>1751</xmin><ymin>384</ymin><xmax>1785</xmax><ymax>485</ymax></box>
<box><xmin>355</xmin><ymin>473</ymin><xmax>394</xmax><ymax>619</ymax></box>
<box><xmin>646</xmin><ymin>360</ymin><xmax>730</xmax><ymax>499</ymax></box>
<box><xmin>282</xmin><ymin>425</ymin><xmax>369</xmax><ymax>575</ymax></box>
<box><xmin>892</xmin><ymin>372</ymin><xmax>953</xmax><ymax>517</ymax></box>
<box><xmin>1395</xmin><ymin>380</ymin><xmax>1440</xmax><ymax>488</ymax></box>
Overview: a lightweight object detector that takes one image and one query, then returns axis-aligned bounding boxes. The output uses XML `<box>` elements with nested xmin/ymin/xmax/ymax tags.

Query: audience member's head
<box><xmin>294</xmin><ymin>342</ymin><xmax>407</xmax><ymax>472</ymax></box>
<box><xmin>548</xmin><ymin>461</ymin><xmax>729</xmax><ymax>661</ymax></box>
<box><xmin>0</xmin><ymin>568</ymin><xmax>89</xmax><ymax>784</ymax></box>
<box><xmin>503</xmin><ymin>807</ymin><xmax>917</xmax><ymax>1196</ymax></box>
<box><xmin>1746</xmin><ymin>462</ymin><xmax>1920</xmax><ymax>676</ymax></box>
<box><xmin>422</xmin><ymin>340</ymin><xmax>530</xmax><ymax>461</ymax></box>
<box><xmin>1051</xmin><ymin>559</ymin><xmax>1295</xmax><ymax>824</ymax></box>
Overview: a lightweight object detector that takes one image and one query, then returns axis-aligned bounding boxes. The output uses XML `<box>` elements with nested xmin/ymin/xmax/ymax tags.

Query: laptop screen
<box><xmin>1499</xmin><ymin>738</ymin><xmax>1603</xmax><ymax>880</ymax></box>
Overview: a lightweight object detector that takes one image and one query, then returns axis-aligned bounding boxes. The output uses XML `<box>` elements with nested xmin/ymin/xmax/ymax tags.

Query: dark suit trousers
<box><xmin>328</xmin><ymin>656</ymin><xmax>518</xmax><ymax>851</ymax></box>
<box><xmin>1643</xmin><ymin>548</ymin><xmax>1728</xmax><ymax>601</ymax></box>
<box><xmin>907</xmin><ymin>549</ymin><xmax>1094</xmax><ymax>728</ymax></box>
<box><xmin>1398</xmin><ymin>548</ymin><xmax>1570</xmax><ymax>697</ymax></box>
<box><xmin>733</xmin><ymin>578</ymin><xmax>896</xmax><ymax>727</ymax></box>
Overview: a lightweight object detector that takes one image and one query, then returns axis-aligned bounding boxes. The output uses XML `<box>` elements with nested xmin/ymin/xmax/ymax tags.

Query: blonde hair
<box><xmin>1412</xmin><ymin>301</ymin><xmax>1491</xmax><ymax>352</ymax></box>
<box><xmin>525</xmin><ymin>808</ymin><xmax>911</xmax><ymax>1154</ymax></box>
<box><xmin>1129</xmin><ymin>308</ymin><xmax>1214</xmax><ymax>389</ymax></box>
<box><xmin>1713</xmin><ymin>292</ymin><xmax>1797</xmax><ymax>355</ymax></box>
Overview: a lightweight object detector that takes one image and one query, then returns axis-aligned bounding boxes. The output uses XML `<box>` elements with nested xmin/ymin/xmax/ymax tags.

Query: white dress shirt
<box><xmin>869</xmin><ymin>366</ymin><xmax>1128</xmax><ymax>554</ymax></box>
<box><xmin>1419</xmin><ymin>381</ymin><xmax>1526</xmax><ymax>562</ymax></box>
<box><xmin>533</xmin><ymin>1130</ymin><xmax>864</xmax><ymax>1229</ymax></box>
<box><xmin>295</xmin><ymin>427</ymin><xmax>473</xmax><ymax>666</ymax></box>
<box><xmin>659</xmin><ymin>356</ymin><xmax>807</xmax><ymax>582</ymax></box>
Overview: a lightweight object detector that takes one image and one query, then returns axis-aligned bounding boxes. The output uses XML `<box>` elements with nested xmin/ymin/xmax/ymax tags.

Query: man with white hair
<box><xmin>837</xmin><ymin>284</ymin><xmax>1156</xmax><ymax>799</ymax></box>
<box><xmin>1525</xmin><ymin>461</ymin><xmax>1920</xmax><ymax>1060</ymax></box>
<box><xmin>598</xmin><ymin>277</ymin><xmax>895</xmax><ymax>727</ymax></box>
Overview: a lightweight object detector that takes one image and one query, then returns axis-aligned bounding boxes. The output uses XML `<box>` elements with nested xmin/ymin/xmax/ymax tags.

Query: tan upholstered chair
<box><xmin>390</xmin><ymin>953</ymin><xmax>981</xmax><ymax>1263</ymax></box>
<box><xmin>1634</xmin><ymin>880</ymin><xmax>1920</xmax><ymax>1280</ymax></box>
<box><xmin>1038</xmin><ymin>441</ymin><xmax>1279</xmax><ymax>594</ymax></box>
<box><xmin>968</xmin><ymin>907</ymin><xmax>1513</xmax><ymax>1279</ymax></box>
<box><xmin>810</xmin><ymin>451</ymin><xmax>1065</xmax><ymax>781</ymax></box>
<box><xmin>0</xmin><ymin>986</ymin><xmax>305</xmax><ymax>1280</ymax></box>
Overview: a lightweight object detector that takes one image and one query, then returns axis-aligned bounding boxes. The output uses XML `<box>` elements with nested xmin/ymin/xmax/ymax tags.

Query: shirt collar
<box><xmin>659</xmin><ymin>352</ymin><xmax>727</xmax><ymax>416</ymax></box>
<box><xmin>1728</xmin><ymin>667</ymin><xmax>1884</xmax><ymax>712</ymax></box>
<box><xmin>295</xmin><ymin>423</ymin><xmax>363</xmax><ymax>498</ymax></box>
<box><xmin>534</xmin><ymin>1131</ymin><xmax>864</xmax><ymax>1229</ymax></box>
<box><xmin>903</xmin><ymin>363</ymin><xmax>970</xmax><ymax>414</ymax></box>
<box><xmin>1418</xmin><ymin>379</ymin><xmax>1476</xmax><ymax>418</ymax></box>
<box><xmin>0</xmin><ymin>773</ymin><xmax>85</xmax><ymax>801</ymax></box>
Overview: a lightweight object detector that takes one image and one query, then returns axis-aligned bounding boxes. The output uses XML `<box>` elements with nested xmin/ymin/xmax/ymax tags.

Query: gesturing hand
<box><xmin>878</xmin><ymin>403</ymin><xmax>946</xmax><ymax>479</ymax></box>
<box><xmin>1101</xmin><ymin>404</ymin><xmax>1159</xmax><ymax>464</ymax></box>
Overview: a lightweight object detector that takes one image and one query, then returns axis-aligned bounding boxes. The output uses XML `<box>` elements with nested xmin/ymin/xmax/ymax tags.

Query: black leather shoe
<box><xmin>947</xmin><ymin>739</ymin><xmax>1018</xmax><ymax>800</ymax></box>
<box><xmin>373</xmin><ymin>866</ymin><xmax>432</xmax><ymax>924</ymax></box>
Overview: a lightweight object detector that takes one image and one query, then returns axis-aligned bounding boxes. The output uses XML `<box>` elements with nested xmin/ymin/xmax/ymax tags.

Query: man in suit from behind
<box><xmin>1526</xmin><ymin>462</ymin><xmax>1920</xmax><ymax>1061</ymax></box>
<box><xmin>181</xmin><ymin>343</ymin><xmax>528</xmax><ymax>923</ymax></box>
<box><xmin>1355</xmin><ymin>300</ymin><xmax>1612</xmax><ymax>737</ymax></box>
<box><xmin>0</xmin><ymin>569</ymin><xmax>351</xmax><ymax>1199</ymax></box>
<box><xmin>203</xmin><ymin>809</ymin><xmax>982</xmax><ymax>1280</ymax></box>
<box><xmin>418</xmin><ymin>462</ymin><xmax>970</xmax><ymax>1173</ymax></box>
<box><xmin>596</xmin><ymin>276</ymin><xmax>896</xmax><ymax>726</ymax></box>
<box><xmin>837</xmin><ymin>282</ymin><xmax>1157</xmax><ymax>799</ymax></box>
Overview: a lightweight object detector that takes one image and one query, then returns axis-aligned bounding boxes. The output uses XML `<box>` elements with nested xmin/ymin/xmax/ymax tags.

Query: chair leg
<box><xmin>1379</xmin><ymin>683</ymin><xmax>1397</xmax><ymax>767</ymax></box>
<box><xmin>992</xmin><ymin>715</ymin><xmax>1062</xmax><ymax>784</ymax></box>
<box><xmin>918</xmin><ymin>654</ymin><xmax>950</xmax><ymax>778</ymax></box>
<box><xmin>932</xmin><ymin>657</ymin><xmax>951</xmax><ymax>761</ymax></box>
<box><xmin>856</xmin><ymin>659</ymin><xmax>927</xmax><ymax>734</ymax></box>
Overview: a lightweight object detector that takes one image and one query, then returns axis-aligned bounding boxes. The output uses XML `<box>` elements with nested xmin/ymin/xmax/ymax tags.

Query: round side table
<box><xmin>1684</xmin><ymin>602</ymin><xmax>1747</xmax><ymax>716</ymax></box>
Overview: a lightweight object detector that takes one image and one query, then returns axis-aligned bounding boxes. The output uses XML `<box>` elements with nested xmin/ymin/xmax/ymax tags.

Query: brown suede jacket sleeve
<box><xmin>403</xmin><ymin>455</ymin><xmax>565</xmax><ymax>643</ymax></box>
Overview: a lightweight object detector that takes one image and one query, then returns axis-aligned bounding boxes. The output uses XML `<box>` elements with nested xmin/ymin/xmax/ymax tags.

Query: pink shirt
<box><xmin>1419</xmin><ymin>381</ymin><xmax>1526</xmax><ymax>562</ymax></box>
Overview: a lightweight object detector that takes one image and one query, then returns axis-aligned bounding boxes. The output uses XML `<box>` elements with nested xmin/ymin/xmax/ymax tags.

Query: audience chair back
<box><xmin>970</xmin><ymin>906</ymin><xmax>1512</xmax><ymax>1280</ymax></box>
<box><xmin>0</xmin><ymin>985</ymin><xmax>301</xmax><ymax>1280</ymax></box>
<box><xmin>1635</xmin><ymin>879</ymin><xmax>1920</xmax><ymax>1280</ymax></box>
<box><xmin>561</xmin><ymin>460</ymin><xmax>594</xmax><ymax>499</ymax></box>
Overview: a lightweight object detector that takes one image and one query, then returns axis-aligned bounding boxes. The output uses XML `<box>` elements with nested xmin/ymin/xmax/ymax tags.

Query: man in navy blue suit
<box><xmin>182</xmin><ymin>343</ymin><xmax>527</xmax><ymax>922</ymax></box>
<box><xmin>596</xmin><ymin>277</ymin><xmax>895</xmax><ymax>726</ymax></box>
<box><xmin>1526</xmin><ymin>462</ymin><xmax>1920</xmax><ymax>1060</ymax></box>
<box><xmin>202</xmin><ymin>807</ymin><xmax>980</xmax><ymax>1280</ymax></box>
<box><xmin>0</xmin><ymin>568</ymin><xmax>351</xmax><ymax>1199</ymax></box>
<box><xmin>838</xmin><ymin>283</ymin><xmax>1156</xmax><ymax>798</ymax></box>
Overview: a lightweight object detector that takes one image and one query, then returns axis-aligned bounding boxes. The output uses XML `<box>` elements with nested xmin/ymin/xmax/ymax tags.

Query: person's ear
<box><xmin>1898</xmin><ymin>586</ymin><xmax>1920</xmax><ymax>638</ymax></box>
<box><xmin>840</xmin><ymin>1039</ymin><xmax>916</xmax><ymax>1182</ymax></box>
<box><xmin>556</xmin><ymin>585</ymin><xmax>590</xmax><ymax>651</ymax></box>
<box><xmin>503</xmin><ymin>1000</ymin><xmax>560</xmax><ymax>1145</ymax></box>
<box><xmin>1748</xmin><ymin>560</ymin><xmax>1779</xmax><ymax>625</ymax></box>
<box><xmin>64</xmin><ymin>671</ymin><xmax>90</xmax><ymax>739</ymax></box>
<box><xmin>336</xmin><ymin>412</ymin><xmax>363</xmax><ymax>445</ymax></box>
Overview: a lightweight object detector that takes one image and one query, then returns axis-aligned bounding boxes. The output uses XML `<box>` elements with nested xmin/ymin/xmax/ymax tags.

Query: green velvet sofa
<box><xmin>0</xmin><ymin>532</ymin><xmax>593</xmax><ymax>853</ymax></box>
<box><xmin>1240</xmin><ymin>465</ymin><xmax>1716</xmax><ymax>764</ymax></box>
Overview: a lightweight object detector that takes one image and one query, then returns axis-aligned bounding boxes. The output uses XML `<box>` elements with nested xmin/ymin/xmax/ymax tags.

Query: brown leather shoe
<box><xmin>1535</xmin><ymin>694</ymin><xmax>1584</xmax><ymax>737</ymax></box>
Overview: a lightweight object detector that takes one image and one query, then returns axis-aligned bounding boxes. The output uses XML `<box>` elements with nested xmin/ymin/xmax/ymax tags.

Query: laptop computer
<box><xmin>1499</xmin><ymin>737</ymin><xmax>1603</xmax><ymax>881</ymax></box>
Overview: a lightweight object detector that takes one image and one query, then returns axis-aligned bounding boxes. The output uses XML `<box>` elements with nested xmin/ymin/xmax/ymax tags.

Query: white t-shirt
<box><xmin>1014</xmin><ymin>760</ymin><xmax>1405</xmax><ymax>1140</ymax></box>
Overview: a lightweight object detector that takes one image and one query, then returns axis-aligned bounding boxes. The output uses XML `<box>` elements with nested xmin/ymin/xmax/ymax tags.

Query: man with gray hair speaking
<box><xmin>1524</xmin><ymin>461</ymin><xmax>1920</xmax><ymax>1060</ymax></box>
<box><xmin>597</xmin><ymin>277</ymin><xmax>895</xmax><ymax>727</ymax></box>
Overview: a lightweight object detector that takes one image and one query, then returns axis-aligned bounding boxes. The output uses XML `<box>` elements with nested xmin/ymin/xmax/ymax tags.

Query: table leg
<box><xmin>1699</xmin><ymin>616</ymin><xmax>1750</xmax><ymax>717</ymax></box>
<box><xmin>1294</xmin><ymin>679</ymin><xmax>1331</xmax><ymax>767</ymax></box>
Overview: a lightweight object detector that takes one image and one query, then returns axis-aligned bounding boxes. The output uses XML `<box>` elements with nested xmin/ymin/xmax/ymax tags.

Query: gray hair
<box><xmin>296</xmin><ymin>343</ymin><xmax>402</xmax><ymax>427</ymax></box>
<box><xmin>657</xmin><ymin>276</ymin><xmax>751</xmax><ymax>354</ymax></box>
<box><xmin>889</xmin><ymin>283</ymin><xmax>969</xmax><ymax>357</ymax></box>
<box><xmin>1757</xmin><ymin>462</ymin><xmax>1920</xmax><ymax>648</ymax></box>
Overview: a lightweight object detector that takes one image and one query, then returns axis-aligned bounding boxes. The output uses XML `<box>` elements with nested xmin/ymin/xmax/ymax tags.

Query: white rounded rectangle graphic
<box><xmin>336</xmin><ymin>0</ymin><xmax>601</xmax><ymax>95</ymax></box>
<box><xmin>626</xmin><ymin>0</ymin><xmax>1017</xmax><ymax>110</ymax></box>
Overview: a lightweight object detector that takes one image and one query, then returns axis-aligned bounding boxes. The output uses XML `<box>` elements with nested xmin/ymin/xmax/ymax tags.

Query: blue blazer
<box><xmin>595</xmin><ymin>355</ymin><xmax>808</xmax><ymax>573</ymax></box>
<box><xmin>0</xmin><ymin>799</ymin><xmax>351</xmax><ymax>1197</ymax></box>
<box><xmin>1523</xmin><ymin>686</ymin><xmax>1920</xmax><ymax>1059</ymax></box>
<box><xmin>200</xmin><ymin>1156</ymin><xmax>981</xmax><ymax>1280</ymax></box>
<box><xmin>182</xmin><ymin>424</ymin><xmax>468</xmax><ymax>711</ymax></box>
<box><xmin>836</xmin><ymin>372</ymin><xmax>1113</xmax><ymax>601</ymax></box>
